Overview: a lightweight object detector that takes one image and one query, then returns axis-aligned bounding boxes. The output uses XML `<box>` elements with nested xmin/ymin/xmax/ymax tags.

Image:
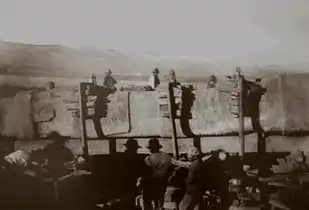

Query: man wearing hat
<box><xmin>103</xmin><ymin>69</ymin><xmax>117</xmax><ymax>90</ymax></box>
<box><xmin>142</xmin><ymin>138</ymin><xmax>172</xmax><ymax>210</ymax></box>
<box><xmin>147</xmin><ymin>68</ymin><xmax>161</xmax><ymax>91</ymax></box>
<box><xmin>179</xmin><ymin>147</ymin><xmax>207</xmax><ymax>210</ymax></box>
<box><xmin>120</xmin><ymin>138</ymin><xmax>146</xmax><ymax>209</ymax></box>
<box><xmin>169</xmin><ymin>69</ymin><xmax>182</xmax><ymax>89</ymax></box>
<box><xmin>207</xmin><ymin>75</ymin><xmax>217</xmax><ymax>89</ymax></box>
<box><xmin>39</xmin><ymin>131</ymin><xmax>74</xmax><ymax>177</ymax></box>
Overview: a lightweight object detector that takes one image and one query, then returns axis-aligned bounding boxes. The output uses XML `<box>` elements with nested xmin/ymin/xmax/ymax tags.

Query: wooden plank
<box><xmin>79</xmin><ymin>83</ymin><xmax>89</xmax><ymax>157</ymax></box>
<box><xmin>269</xmin><ymin>199</ymin><xmax>292</xmax><ymax>210</ymax></box>
<box><xmin>268</xmin><ymin>181</ymin><xmax>299</xmax><ymax>190</ymax></box>
<box><xmin>168</xmin><ymin>82</ymin><xmax>179</xmax><ymax>158</ymax></box>
<box><xmin>237</xmin><ymin>68</ymin><xmax>245</xmax><ymax>158</ymax></box>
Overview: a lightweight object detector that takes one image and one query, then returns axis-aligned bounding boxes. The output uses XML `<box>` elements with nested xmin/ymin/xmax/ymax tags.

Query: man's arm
<box><xmin>186</xmin><ymin>161</ymin><xmax>199</xmax><ymax>186</ymax></box>
<box><xmin>113</xmin><ymin>77</ymin><xmax>117</xmax><ymax>84</ymax></box>
<box><xmin>171</xmin><ymin>158</ymin><xmax>191</xmax><ymax>168</ymax></box>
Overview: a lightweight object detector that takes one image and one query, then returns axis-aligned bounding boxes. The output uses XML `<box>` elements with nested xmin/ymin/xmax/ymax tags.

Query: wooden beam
<box><xmin>237</xmin><ymin>68</ymin><xmax>245</xmax><ymax>159</ymax></box>
<box><xmin>168</xmin><ymin>83</ymin><xmax>179</xmax><ymax>158</ymax></box>
<box><xmin>79</xmin><ymin>83</ymin><xmax>89</xmax><ymax>158</ymax></box>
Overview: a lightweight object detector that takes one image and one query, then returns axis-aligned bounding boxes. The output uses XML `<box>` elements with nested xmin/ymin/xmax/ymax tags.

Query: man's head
<box><xmin>188</xmin><ymin>147</ymin><xmax>201</xmax><ymax>161</ymax></box>
<box><xmin>91</xmin><ymin>74</ymin><xmax>97</xmax><ymax>83</ymax></box>
<box><xmin>124</xmin><ymin>138</ymin><xmax>141</xmax><ymax>153</ymax></box>
<box><xmin>211</xmin><ymin>149</ymin><xmax>228</xmax><ymax>161</ymax></box>
<box><xmin>147</xmin><ymin>138</ymin><xmax>162</xmax><ymax>153</ymax></box>
<box><xmin>47</xmin><ymin>131</ymin><xmax>69</xmax><ymax>146</ymax></box>
<box><xmin>106</xmin><ymin>69</ymin><xmax>112</xmax><ymax>76</ymax></box>
<box><xmin>152</xmin><ymin>68</ymin><xmax>160</xmax><ymax>76</ymax></box>
<box><xmin>169</xmin><ymin>69</ymin><xmax>176</xmax><ymax>81</ymax></box>
<box><xmin>210</xmin><ymin>75</ymin><xmax>216</xmax><ymax>80</ymax></box>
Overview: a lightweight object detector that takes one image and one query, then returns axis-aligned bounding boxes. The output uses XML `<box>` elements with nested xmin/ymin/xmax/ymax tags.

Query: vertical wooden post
<box><xmin>168</xmin><ymin>82</ymin><xmax>179</xmax><ymax>158</ymax></box>
<box><xmin>109</xmin><ymin>138</ymin><xmax>117</xmax><ymax>154</ymax></box>
<box><xmin>237</xmin><ymin>68</ymin><xmax>245</xmax><ymax>159</ymax></box>
<box><xmin>79</xmin><ymin>83</ymin><xmax>89</xmax><ymax>158</ymax></box>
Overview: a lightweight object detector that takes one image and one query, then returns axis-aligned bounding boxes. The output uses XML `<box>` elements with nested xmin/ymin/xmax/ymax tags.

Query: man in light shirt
<box><xmin>142</xmin><ymin>138</ymin><xmax>172</xmax><ymax>210</ymax></box>
<box><xmin>147</xmin><ymin>68</ymin><xmax>160</xmax><ymax>91</ymax></box>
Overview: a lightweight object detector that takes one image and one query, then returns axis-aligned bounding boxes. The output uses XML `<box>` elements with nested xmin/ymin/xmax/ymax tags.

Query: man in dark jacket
<box><xmin>142</xmin><ymin>138</ymin><xmax>172</xmax><ymax>210</ymax></box>
<box><xmin>120</xmin><ymin>138</ymin><xmax>145</xmax><ymax>209</ymax></box>
<box><xmin>179</xmin><ymin>147</ymin><xmax>206</xmax><ymax>210</ymax></box>
<box><xmin>243</xmin><ymin>78</ymin><xmax>267</xmax><ymax>139</ymax></box>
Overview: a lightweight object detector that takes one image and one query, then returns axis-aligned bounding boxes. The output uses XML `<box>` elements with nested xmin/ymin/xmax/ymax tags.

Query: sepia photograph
<box><xmin>0</xmin><ymin>1</ymin><xmax>309</xmax><ymax>210</ymax></box>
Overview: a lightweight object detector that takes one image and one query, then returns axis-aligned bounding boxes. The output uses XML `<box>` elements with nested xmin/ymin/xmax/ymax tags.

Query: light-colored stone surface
<box><xmin>0</xmin><ymin>91</ymin><xmax>33</xmax><ymax>139</ymax></box>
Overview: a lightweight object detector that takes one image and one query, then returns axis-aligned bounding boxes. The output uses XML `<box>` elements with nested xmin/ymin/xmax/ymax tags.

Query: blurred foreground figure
<box><xmin>1</xmin><ymin>149</ymin><xmax>47</xmax><ymax>209</ymax></box>
<box><xmin>142</xmin><ymin>138</ymin><xmax>172</xmax><ymax>210</ymax></box>
<box><xmin>103</xmin><ymin>69</ymin><xmax>117</xmax><ymax>90</ymax></box>
<box><xmin>179</xmin><ymin>147</ymin><xmax>206</xmax><ymax>210</ymax></box>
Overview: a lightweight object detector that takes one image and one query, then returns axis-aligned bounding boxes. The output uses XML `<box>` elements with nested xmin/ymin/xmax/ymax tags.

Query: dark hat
<box><xmin>124</xmin><ymin>138</ymin><xmax>141</xmax><ymax>149</ymax></box>
<box><xmin>152</xmin><ymin>68</ymin><xmax>160</xmax><ymax>73</ymax></box>
<box><xmin>47</xmin><ymin>131</ymin><xmax>69</xmax><ymax>142</ymax></box>
<box><xmin>106</xmin><ymin>69</ymin><xmax>112</xmax><ymax>74</ymax></box>
<box><xmin>147</xmin><ymin>138</ymin><xmax>162</xmax><ymax>149</ymax></box>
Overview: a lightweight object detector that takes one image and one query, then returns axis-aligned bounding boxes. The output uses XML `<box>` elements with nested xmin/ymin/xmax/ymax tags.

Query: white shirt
<box><xmin>148</xmin><ymin>75</ymin><xmax>160</xmax><ymax>90</ymax></box>
<box><xmin>4</xmin><ymin>150</ymin><xmax>31</xmax><ymax>168</ymax></box>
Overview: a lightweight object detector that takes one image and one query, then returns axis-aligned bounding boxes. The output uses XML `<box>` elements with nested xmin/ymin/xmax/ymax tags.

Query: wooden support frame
<box><xmin>168</xmin><ymin>82</ymin><xmax>179</xmax><ymax>158</ymax></box>
<box><xmin>79</xmin><ymin>83</ymin><xmax>89</xmax><ymax>158</ymax></box>
<box><xmin>236</xmin><ymin>68</ymin><xmax>245</xmax><ymax>159</ymax></box>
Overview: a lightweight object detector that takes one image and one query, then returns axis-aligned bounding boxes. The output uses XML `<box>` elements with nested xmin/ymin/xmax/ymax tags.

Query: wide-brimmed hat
<box><xmin>124</xmin><ymin>138</ymin><xmax>141</xmax><ymax>149</ymax></box>
<box><xmin>147</xmin><ymin>138</ymin><xmax>162</xmax><ymax>149</ymax></box>
<box><xmin>105</xmin><ymin>69</ymin><xmax>112</xmax><ymax>74</ymax></box>
<box><xmin>152</xmin><ymin>68</ymin><xmax>160</xmax><ymax>73</ymax></box>
<box><xmin>47</xmin><ymin>131</ymin><xmax>69</xmax><ymax>142</ymax></box>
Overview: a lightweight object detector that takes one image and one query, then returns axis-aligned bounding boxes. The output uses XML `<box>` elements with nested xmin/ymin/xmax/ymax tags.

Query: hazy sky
<box><xmin>0</xmin><ymin>0</ymin><xmax>308</xmax><ymax>65</ymax></box>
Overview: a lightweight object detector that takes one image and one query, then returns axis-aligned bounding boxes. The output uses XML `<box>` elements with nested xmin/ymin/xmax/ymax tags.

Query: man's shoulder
<box><xmin>146</xmin><ymin>152</ymin><xmax>171</xmax><ymax>162</ymax></box>
<box><xmin>159</xmin><ymin>151</ymin><xmax>171</xmax><ymax>158</ymax></box>
<box><xmin>191</xmin><ymin>160</ymin><xmax>204</xmax><ymax>169</ymax></box>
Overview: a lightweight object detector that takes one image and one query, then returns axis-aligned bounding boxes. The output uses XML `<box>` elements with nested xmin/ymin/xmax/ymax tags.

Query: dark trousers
<box><xmin>179</xmin><ymin>192</ymin><xmax>205</xmax><ymax>210</ymax></box>
<box><xmin>143</xmin><ymin>181</ymin><xmax>167</xmax><ymax>210</ymax></box>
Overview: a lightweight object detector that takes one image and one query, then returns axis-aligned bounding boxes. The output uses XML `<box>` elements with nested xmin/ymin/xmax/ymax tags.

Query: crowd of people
<box><xmin>0</xmin><ymin>68</ymin><xmax>268</xmax><ymax>209</ymax></box>
<box><xmin>0</xmin><ymin>133</ymin><xmax>231</xmax><ymax>210</ymax></box>
<box><xmin>92</xmin><ymin>67</ymin><xmax>204</xmax><ymax>92</ymax></box>
<box><xmin>115</xmin><ymin>138</ymin><xmax>231</xmax><ymax>210</ymax></box>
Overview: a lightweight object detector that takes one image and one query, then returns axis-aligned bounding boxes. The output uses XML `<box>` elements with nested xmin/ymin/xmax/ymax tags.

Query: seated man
<box><xmin>169</xmin><ymin>69</ymin><xmax>182</xmax><ymax>89</ymax></box>
<box><xmin>2</xmin><ymin>149</ymin><xmax>47</xmax><ymax>208</ymax></box>
<box><xmin>103</xmin><ymin>69</ymin><xmax>117</xmax><ymax>91</ymax></box>
<box><xmin>38</xmin><ymin>132</ymin><xmax>74</xmax><ymax>178</ymax></box>
<box><xmin>145</xmin><ymin>68</ymin><xmax>160</xmax><ymax>91</ymax></box>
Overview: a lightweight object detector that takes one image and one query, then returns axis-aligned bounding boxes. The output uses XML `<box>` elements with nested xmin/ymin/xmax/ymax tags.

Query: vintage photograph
<box><xmin>0</xmin><ymin>1</ymin><xmax>309</xmax><ymax>210</ymax></box>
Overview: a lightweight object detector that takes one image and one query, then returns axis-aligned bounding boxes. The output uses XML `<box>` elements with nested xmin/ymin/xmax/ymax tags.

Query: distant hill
<box><xmin>0</xmin><ymin>41</ymin><xmax>307</xmax><ymax>81</ymax></box>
